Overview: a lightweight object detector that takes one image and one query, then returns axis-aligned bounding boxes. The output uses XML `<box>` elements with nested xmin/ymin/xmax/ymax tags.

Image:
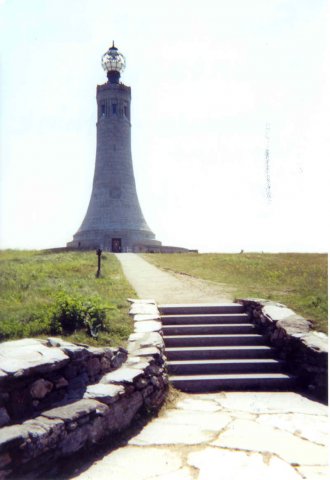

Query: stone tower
<box><xmin>67</xmin><ymin>43</ymin><xmax>161</xmax><ymax>252</ymax></box>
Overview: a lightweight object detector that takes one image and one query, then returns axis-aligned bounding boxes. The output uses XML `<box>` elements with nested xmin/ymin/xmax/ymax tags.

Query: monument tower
<box><xmin>67</xmin><ymin>43</ymin><xmax>161</xmax><ymax>252</ymax></box>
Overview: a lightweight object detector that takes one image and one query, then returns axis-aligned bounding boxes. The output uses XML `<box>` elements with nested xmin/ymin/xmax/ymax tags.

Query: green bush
<box><xmin>51</xmin><ymin>293</ymin><xmax>111</xmax><ymax>338</ymax></box>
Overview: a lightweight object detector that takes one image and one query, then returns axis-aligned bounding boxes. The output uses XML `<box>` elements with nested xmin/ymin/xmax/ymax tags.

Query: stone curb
<box><xmin>0</xmin><ymin>299</ymin><xmax>167</xmax><ymax>479</ymax></box>
<box><xmin>236</xmin><ymin>298</ymin><xmax>328</xmax><ymax>401</ymax></box>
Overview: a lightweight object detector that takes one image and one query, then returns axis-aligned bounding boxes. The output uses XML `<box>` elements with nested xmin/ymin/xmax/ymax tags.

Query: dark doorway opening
<box><xmin>111</xmin><ymin>238</ymin><xmax>122</xmax><ymax>253</ymax></box>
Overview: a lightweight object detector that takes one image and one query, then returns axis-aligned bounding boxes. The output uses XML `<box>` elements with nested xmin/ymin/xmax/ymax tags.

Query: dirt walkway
<box><xmin>116</xmin><ymin>253</ymin><xmax>234</xmax><ymax>303</ymax></box>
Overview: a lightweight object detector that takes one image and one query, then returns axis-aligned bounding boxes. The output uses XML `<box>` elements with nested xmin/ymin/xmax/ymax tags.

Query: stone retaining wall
<box><xmin>237</xmin><ymin>298</ymin><xmax>328</xmax><ymax>401</ymax></box>
<box><xmin>0</xmin><ymin>300</ymin><xmax>167</xmax><ymax>479</ymax></box>
<box><xmin>0</xmin><ymin>339</ymin><xmax>127</xmax><ymax>427</ymax></box>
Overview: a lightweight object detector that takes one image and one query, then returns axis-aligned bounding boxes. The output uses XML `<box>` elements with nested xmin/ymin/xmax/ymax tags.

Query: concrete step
<box><xmin>162</xmin><ymin>324</ymin><xmax>256</xmax><ymax>335</ymax></box>
<box><xmin>167</xmin><ymin>358</ymin><xmax>285</xmax><ymax>375</ymax></box>
<box><xmin>163</xmin><ymin>334</ymin><xmax>265</xmax><ymax>347</ymax></box>
<box><xmin>159</xmin><ymin>303</ymin><xmax>245</xmax><ymax>315</ymax></box>
<box><xmin>169</xmin><ymin>373</ymin><xmax>297</xmax><ymax>392</ymax></box>
<box><xmin>161</xmin><ymin>313</ymin><xmax>250</xmax><ymax>325</ymax></box>
<box><xmin>165</xmin><ymin>345</ymin><xmax>276</xmax><ymax>360</ymax></box>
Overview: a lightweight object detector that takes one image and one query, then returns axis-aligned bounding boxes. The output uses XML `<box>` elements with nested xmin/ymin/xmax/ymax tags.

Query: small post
<box><xmin>96</xmin><ymin>248</ymin><xmax>102</xmax><ymax>278</ymax></box>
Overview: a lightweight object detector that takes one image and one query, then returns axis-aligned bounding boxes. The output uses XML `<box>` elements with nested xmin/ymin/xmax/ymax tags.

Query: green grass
<box><xmin>0</xmin><ymin>250</ymin><xmax>135</xmax><ymax>346</ymax></box>
<box><xmin>143</xmin><ymin>253</ymin><xmax>328</xmax><ymax>333</ymax></box>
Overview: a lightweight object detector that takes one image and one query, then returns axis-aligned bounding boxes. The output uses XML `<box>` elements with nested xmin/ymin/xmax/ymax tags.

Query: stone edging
<box><xmin>237</xmin><ymin>298</ymin><xmax>328</xmax><ymax>401</ymax></box>
<box><xmin>0</xmin><ymin>299</ymin><xmax>167</xmax><ymax>479</ymax></box>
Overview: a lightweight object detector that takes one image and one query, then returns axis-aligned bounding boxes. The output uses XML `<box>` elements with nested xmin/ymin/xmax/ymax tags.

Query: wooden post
<box><xmin>96</xmin><ymin>248</ymin><xmax>102</xmax><ymax>277</ymax></box>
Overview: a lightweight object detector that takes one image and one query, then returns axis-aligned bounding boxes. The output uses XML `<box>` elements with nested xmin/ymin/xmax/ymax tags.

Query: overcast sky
<box><xmin>1</xmin><ymin>0</ymin><xmax>329</xmax><ymax>252</ymax></box>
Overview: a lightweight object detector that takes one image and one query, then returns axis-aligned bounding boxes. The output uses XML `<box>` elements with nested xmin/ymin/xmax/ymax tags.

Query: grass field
<box><xmin>0</xmin><ymin>250</ymin><xmax>135</xmax><ymax>346</ymax></box>
<box><xmin>143</xmin><ymin>253</ymin><xmax>328</xmax><ymax>333</ymax></box>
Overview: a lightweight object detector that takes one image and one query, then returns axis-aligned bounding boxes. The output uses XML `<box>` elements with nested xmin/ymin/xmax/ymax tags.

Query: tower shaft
<box><xmin>68</xmin><ymin>81</ymin><xmax>160</xmax><ymax>252</ymax></box>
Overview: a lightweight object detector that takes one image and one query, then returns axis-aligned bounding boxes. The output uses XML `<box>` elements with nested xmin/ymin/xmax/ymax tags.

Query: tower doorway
<box><xmin>111</xmin><ymin>238</ymin><xmax>122</xmax><ymax>253</ymax></box>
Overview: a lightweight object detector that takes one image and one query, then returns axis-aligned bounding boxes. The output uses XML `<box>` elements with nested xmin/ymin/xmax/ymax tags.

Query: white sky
<box><xmin>0</xmin><ymin>0</ymin><xmax>329</xmax><ymax>252</ymax></box>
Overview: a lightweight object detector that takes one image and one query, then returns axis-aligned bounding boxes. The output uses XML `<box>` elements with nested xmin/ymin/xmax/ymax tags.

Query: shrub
<box><xmin>51</xmin><ymin>293</ymin><xmax>111</xmax><ymax>337</ymax></box>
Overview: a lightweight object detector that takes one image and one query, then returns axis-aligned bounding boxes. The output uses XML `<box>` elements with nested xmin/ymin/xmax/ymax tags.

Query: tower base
<box><xmin>67</xmin><ymin>228</ymin><xmax>162</xmax><ymax>253</ymax></box>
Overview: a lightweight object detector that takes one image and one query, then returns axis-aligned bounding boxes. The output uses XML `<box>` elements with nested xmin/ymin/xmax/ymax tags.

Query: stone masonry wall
<box><xmin>0</xmin><ymin>300</ymin><xmax>167</xmax><ymax>479</ymax></box>
<box><xmin>237</xmin><ymin>298</ymin><xmax>328</xmax><ymax>401</ymax></box>
<box><xmin>0</xmin><ymin>339</ymin><xmax>127</xmax><ymax>427</ymax></box>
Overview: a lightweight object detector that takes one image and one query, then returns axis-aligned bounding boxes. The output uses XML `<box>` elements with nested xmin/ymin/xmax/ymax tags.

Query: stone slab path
<box><xmin>116</xmin><ymin>253</ymin><xmax>234</xmax><ymax>303</ymax></box>
<box><xmin>71</xmin><ymin>254</ymin><xmax>328</xmax><ymax>480</ymax></box>
<box><xmin>73</xmin><ymin>391</ymin><xmax>328</xmax><ymax>480</ymax></box>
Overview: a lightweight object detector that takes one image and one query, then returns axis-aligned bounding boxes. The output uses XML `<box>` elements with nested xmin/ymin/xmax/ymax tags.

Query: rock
<box><xmin>0</xmin><ymin>339</ymin><xmax>69</xmax><ymax>377</ymax></box>
<box><xmin>256</xmin><ymin>413</ymin><xmax>329</xmax><ymax>446</ymax></box>
<box><xmin>101</xmin><ymin>367</ymin><xmax>144</xmax><ymax>385</ymax></box>
<box><xmin>150</xmin><ymin>376</ymin><xmax>161</xmax><ymax>388</ymax></box>
<box><xmin>59</xmin><ymin>344</ymin><xmax>90</xmax><ymax>361</ymax></box>
<box><xmin>134</xmin><ymin>320</ymin><xmax>162</xmax><ymax>333</ymax></box>
<box><xmin>278</xmin><ymin>316</ymin><xmax>311</xmax><ymax>333</ymax></box>
<box><xmin>59</xmin><ymin>425</ymin><xmax>90</xmax><ymax>456</ymax></box>
<box><xmin>301</xmin><ymin>332</ymin><xmax>328</xmax><ymax>353</ymax></box>
<box><xmin>132</xmin><ymin>347</ymin><xmax>163</xmax><ymax>360</ymax></box>
<box><xmin>297</xmin><ymin>466</ymin><xmax>329</xmax><ymax>480</ymax></box>
<box><xmin>42</xmin><ymin>399</ymin><xmax>108</xmax><ymax>423</ymax></box>
<box><xmin>103</xmin><ymin>348</ymin><xmax>115</xmax><ymax>360</ymax></box>
<box><xmin>85</xmin><ymin>346</ymin><xmax>104</xmax><ymax>356</ymax></box>
<box><xmin>0</xmin><ymin>453</ymin><xmax>11</xmax><ymax>469</ymax></box>
<box><xmin>175</xmin><ymin>397</ymin><xmax>220</xmax><ymax>413</ymax></box>
<box><xmin>111</xmin><ymin>350</ymin><xmax>127</xmax><ymax>369</ymax></box>
<box><xmin>46</xmin><ymin>337</ymin><xmax>65</xmax><ymax>348</ymax></box>
<box><xmin>54</xmin><ymin>376</ymin><xmax>69</xmax><ymax>389</ymax></box>
<box><xmin>129</xmin><ymin>417</ymin><xmax>215</xmax><ymax>446</ymax></box>
<box><xmin>69</xmin><ymin>446</ymin><xmax>184</xmax><ymax>480</ymax></box>
<box><xmin>129</xmin><ymin>303</ymin><xmax>159</xmax><ymax>316</ymax></box>
<box><xmin>141</xmin><ymin>385</ymin><xmax>154</xmax><ymax>398</ymax></box>
<box><xmin>20</xmin><ymin>417</ymin><xmax>65</xmax><ymax>461</ymax></box>
<box><xmin>67</xmin><ymin>372</ymin><xmax>89</xmax><ymax>392</ymax></box>
<box><xmin>87</xmin><ymin>357</ymin><xmax>101</xmax><ymax>376</ymax></box>
<box><xmin>135</xmin><ymin>377</ymin><xmax>149</xmax><ymax>389</ymax></box>
<box><xmin>216</xmin><ymin>391</ymin><xmax>328</xmax><ymax>415</ymax></box>
<box><xmin>188</xmin><ymin>447</ymin><xmax>302</xmax><ymax>480</ymax></box>
<box><xmin>0</xmin><ymin>425</ymin><xmax>29</xmax><ymax>453</ymax></box>
<box><xmin>30</xmin><ymin>379</ymin><xmax>54</xmax><ymax>399</ymax></box>
<box><xmin>100</xmin><ymin>357</ymin><xmax>111</xmax><ymax>371</ymax></box>
<box><xmin>110</xmin><ymin>392</ymin><xmax>143</xmax><ymax>430</ymax></box>
<box><xmin>127</xmin><ymin>298</ymin><xmax>156</xmax><ymax>304</ymax></box>
<box><xmin>262</xmin><ymin>305</ymin><xmax>297</xmax><ymax>322</ymax></box>
<box><xmin>128</xmin><ymin>332</ymin><xmax>164</xmax><ymax>350</ymax></box>
<box><xmin>10</xmin><ymin>388</ymin><xmax>32</xmax><ymax>420</ymax></box>
<box><xmin>84</xmin><ymin>384</ymin><xmax>125</xmax><ymax>404</ymax></box>
<box><xmin>212</xmin><ymin>418</ymin><xmax>328</xmax><ymax>465</ymax></box>
<box><xmin>0</xmin><ymin>409</ymin><xmax>10</xmax><ymax>428</ymax></box>
<box><xmin>133</xmin><ymin>314</ymin><xmax>161</xmax><ymax>322</ymax></box>
<box><xmin>124</xmin><ymin>358</ymin><xmax>151</xmax><ymax>372</ymax></box>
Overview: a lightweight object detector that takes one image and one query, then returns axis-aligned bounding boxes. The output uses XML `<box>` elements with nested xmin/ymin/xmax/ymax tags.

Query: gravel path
<box><xmin>116</xmin><ymin>253</ymin><xmax>234</xmax><ymax>303</ymax></box>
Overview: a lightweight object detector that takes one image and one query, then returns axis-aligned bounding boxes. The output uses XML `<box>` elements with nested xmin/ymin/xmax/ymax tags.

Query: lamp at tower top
<box><xmin>101</xmin><ymin>41</ymin><xmax>126</xmax><ymax>84</ymax></box>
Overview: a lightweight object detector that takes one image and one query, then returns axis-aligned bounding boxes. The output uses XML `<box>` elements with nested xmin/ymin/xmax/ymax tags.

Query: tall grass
<box><xmin>143</xmin><ymin>253</ymin><xmax>328</xmax><ymax>333</ymax></box>
<box><xmin>0</xmin><ymin>250</ymin><xmax>135</xmax><ymax>346</ymax></box>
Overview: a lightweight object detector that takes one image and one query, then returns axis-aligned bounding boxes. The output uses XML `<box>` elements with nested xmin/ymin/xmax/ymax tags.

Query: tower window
<box><xmin>101</xmin><ymin>104</ymin><xmax>106</xmax><ymax>116</ymax></box>
<box><xmin>124</xmin><ymin>105</ymin><xmax>128</xmax><ymax>117</ymax></box>
<box><xmin>112</xmin><ymin>103</ymin><xmax>117</xmax><ymax>114</ymax></box>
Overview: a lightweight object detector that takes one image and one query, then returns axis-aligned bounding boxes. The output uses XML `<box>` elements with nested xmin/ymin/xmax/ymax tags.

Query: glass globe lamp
<box><xmin>101</xmin><ymin>42</ymin><xmax>126</xmax><ymax>83</ymax></box>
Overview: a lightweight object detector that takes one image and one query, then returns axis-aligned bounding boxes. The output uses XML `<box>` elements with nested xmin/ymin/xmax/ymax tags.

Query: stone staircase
<box><xmin>159</xmin><ymin>303</ymin><xmax>296</xmax><ymax>392</ymax></box>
